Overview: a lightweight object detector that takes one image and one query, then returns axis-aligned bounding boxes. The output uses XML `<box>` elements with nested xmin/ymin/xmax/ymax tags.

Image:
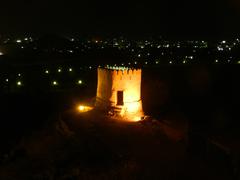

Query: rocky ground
<box><xmin>0</xmin><ymin>109</ymin><xmax>233</xmax><ymax>180</ymax></box>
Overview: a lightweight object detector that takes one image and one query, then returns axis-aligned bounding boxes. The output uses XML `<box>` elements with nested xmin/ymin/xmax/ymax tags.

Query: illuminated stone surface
<box><xmin>95</xmin><ymin>67</ymin><xmax>144</xmax><ymax>120</ymax></box>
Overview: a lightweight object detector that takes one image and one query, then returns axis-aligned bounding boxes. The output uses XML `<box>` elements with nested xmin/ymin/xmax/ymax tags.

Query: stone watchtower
<box><xmin>95</xmin><ymin>67</ymin><xmax>144</xmax><ymax>121</ymax></box>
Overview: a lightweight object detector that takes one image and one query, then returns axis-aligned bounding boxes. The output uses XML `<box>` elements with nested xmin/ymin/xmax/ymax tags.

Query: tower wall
<box><xmin>96</xmin><ymin>67</ymin><xmax>144</xmax><ymax>119</ymax></box>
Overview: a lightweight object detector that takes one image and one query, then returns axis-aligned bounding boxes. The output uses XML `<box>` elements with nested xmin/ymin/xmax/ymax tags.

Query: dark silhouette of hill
<box><xmin>35</xmin><ymin>33</ymin><xmax>72</xmax><ymax>50</ymax></box>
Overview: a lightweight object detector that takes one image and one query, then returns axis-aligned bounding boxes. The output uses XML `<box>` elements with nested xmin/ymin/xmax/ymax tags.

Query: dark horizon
<box><xmin>0</xmin><ymin>0</ymin><xmax>240</xmax><ymax>40</ymax></box>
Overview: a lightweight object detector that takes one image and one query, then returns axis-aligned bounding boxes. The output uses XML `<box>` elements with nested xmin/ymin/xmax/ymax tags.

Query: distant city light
<box><xmin>52</xmin><ymin>81</ymin><xmax>58</xmax><ymax>86</ymax></box>
<box><xmin>17</xmin><ymin>81</ymin><xmax>22</xmax><ymax>86</ymax></box>
<box><xmin>3</xmin><ymin>37</ymin><xmax>240</xmax><ymax>78</ymax></box>
<box><xmin>77</xmin><ymin>80</ymin><xmax>82</xmax><ymax>84</ymax></box>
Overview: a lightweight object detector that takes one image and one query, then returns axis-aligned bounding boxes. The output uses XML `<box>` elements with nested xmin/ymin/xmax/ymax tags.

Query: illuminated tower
<box><xmin>95</xmin><ymin>67</ymin><xmax>144</xmax><ymax>121</ymax></box>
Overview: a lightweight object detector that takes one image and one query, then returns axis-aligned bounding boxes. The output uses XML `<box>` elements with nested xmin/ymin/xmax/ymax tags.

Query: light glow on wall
<box><xmin>132</xmin><ymin>116</ymin><xmax>142</xmax><ymax>122</ymax></box>
<box><xmin>125</xmin><ymin>102</ymin><xmax>140</xmax><ymax>113</ymax></box>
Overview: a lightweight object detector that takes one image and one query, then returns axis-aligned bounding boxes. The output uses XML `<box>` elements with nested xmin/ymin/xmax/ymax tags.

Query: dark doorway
<box><xmin>117</xmin><ymin>91</ymin><xmax>124</xmax><ymax>105</ymax></box>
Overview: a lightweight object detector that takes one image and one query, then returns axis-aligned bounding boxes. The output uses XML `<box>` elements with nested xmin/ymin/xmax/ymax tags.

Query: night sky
<box><xmin>0</xmin><ymin>0</ymin><xmax>240</xmax><ymax>39</ymax></box>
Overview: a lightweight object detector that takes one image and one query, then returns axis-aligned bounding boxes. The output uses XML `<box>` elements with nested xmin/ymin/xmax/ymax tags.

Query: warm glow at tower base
<box><xmin>77</xmin><ymin>105</ymin><xmax>93</xmax><ymax>113</ymax></box>
<box><xmin>131</xmin><ymin>116</ymin><xmax>142</xmax><ymax>122</ymax></box>
<box><xmin>117</xmin><ymin>102</ymin><xmax>144</xmax><ymax>122</ymax></box>
<box><xmin>117</xmin><ymin>115</ymin><xmax>143</xmax><ymax>122</ymax></box>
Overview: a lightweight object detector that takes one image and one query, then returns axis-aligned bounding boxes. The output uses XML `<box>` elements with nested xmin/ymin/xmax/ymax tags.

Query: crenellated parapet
<box><xmin>98</xmin><ymin>67</ymin><xmax>141</xmax><ymax>80</ymax></box>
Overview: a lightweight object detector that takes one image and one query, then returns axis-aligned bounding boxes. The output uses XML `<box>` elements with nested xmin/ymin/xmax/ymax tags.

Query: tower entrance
<box><xmin>117</xmin><ymin>91</ymin><xmax>124</xmax><ymax>105</ymax></box>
